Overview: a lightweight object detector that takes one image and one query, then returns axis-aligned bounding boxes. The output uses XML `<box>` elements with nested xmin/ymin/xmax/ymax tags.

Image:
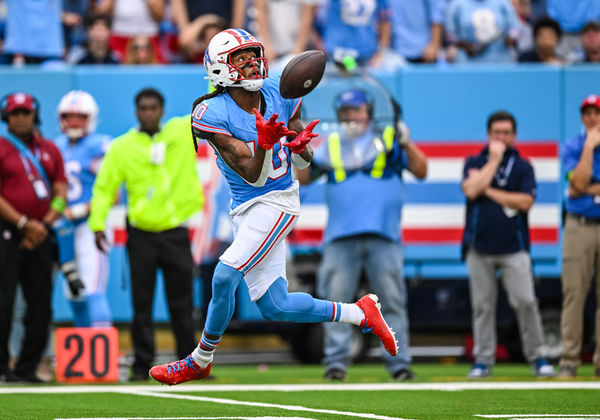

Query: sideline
<box><xmin>2</xmin><ymin>382</ymin><xmax>600</xmax><ymax>393</ymax></box>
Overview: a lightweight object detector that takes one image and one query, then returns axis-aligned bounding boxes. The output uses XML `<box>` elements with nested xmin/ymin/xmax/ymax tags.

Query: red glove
<box><xmin>283</xmin><ymin>119</ymin><xmax>320</xmax><ymax>154</ymax></box>
<box><xmin>254</xmin><ymin>108</ymin><xmax>296</xmax><ymax>150</ymax></box>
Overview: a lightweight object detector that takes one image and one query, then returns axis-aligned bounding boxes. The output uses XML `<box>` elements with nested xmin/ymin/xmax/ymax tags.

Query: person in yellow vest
<box><xmin>296</xmin><ymin>89</ymin><xmax>427</xmax><ymax>380</ymax></box>
<box><xmin>88</xmin><ymin>88</ymin><xmax>204</xmax><ymax>381</ymax></box>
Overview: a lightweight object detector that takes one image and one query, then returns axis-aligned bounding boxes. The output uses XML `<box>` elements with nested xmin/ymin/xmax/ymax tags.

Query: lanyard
<box><xmin>494</xmin><ymin>155</ymin><xmax>515</xmax><ymax>187</ymax></box>
<box><xmin>3</xmin><ymin>132</ymin><xmax>51</xmax><ymax>187</ymax></box>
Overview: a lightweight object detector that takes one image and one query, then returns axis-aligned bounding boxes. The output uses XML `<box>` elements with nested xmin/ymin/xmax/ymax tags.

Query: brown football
<box><xmin>279</xmin><ymin>50</ymin><xmax>327</xmax><ymax>99</ymax></box>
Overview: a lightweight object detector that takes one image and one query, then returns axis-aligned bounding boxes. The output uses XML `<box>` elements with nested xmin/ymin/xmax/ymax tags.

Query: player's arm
<box><xmin>287</xmin><ymin>107</ymin><xmax>313</xmax><ymax>165</ymax></box>
<box><xmin>209</xmin><ymin>132</ymin><xmax>275</xmax><ymax>186</ymax></box>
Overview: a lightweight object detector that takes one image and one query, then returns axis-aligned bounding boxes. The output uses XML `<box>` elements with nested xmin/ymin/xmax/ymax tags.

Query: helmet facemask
<box><xmin>204</xmin><ymin>29</ymin><xmax>269</xmax><ymax>91</ymax></box>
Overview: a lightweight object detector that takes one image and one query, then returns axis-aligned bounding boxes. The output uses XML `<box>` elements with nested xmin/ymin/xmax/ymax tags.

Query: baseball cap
<box><xmin>580</xmin><ymin>94</ymin><xmax>600</xmax><ymax>112</ymax></box>
<box><xmin>4</xmin><ymin>92</ymin><xmax>36</xmax><ymax>113</ymax></box>
<box><xmin>336</xmin><ymin>89</ymin><xmax>369</xmax><ymax>109</ymax></box>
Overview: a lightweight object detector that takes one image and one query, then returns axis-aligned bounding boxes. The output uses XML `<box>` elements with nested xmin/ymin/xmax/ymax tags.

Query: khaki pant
<box><xmin>560</xmin><ymin>215</ymin><xmax>600</xmax><ymax>368</ymax></box>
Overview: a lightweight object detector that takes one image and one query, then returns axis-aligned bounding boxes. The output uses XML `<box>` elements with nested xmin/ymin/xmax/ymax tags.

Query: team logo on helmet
<box><xmin>203</xmin><ymin>28</ymin><xmax>268</xmax><ymax>92</ymax></box>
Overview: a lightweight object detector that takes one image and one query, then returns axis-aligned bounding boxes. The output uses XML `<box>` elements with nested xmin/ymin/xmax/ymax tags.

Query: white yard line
<box><xmin>2</xmin><ymin>382</ymin><xmax>600</xmax><ymax>394</ymax></box>
<box><xmin>128</xmin><ymin>389</ymin><xmax>413</xmax><ymax>420</ymax></box>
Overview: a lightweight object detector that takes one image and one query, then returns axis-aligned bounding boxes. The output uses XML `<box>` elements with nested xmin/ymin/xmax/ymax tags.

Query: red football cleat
<box><xmin>356</xmin><ymin>294</ymin><xmax>398</xmax><ymax>356</ymax></box>
<box><xmin>149</xmin><ymin>355</ymin><xmax>211</xmax><ymax>385</ymax></box>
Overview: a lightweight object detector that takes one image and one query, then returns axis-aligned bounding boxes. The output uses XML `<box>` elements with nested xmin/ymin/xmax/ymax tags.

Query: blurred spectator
<box><xmin>0</xmin><ymin>92</ymin><xmax>68</xmax><ymax>383</ymax></box>
<box><xmin>296</xmin><ymin>89</ymin><xmax>427</xmax><ymax>380</ymax></box>
<box><xmin>62</xmin><ymin>0</ymin><xmax>90</xmax><ymax>53</ymax></box>
<box><xmin>0</xmin><ymin>0</ymin><xmax>64</xmax><ymax>65</ymax></box>
<box><xmin>253</xmin><ymin>0</ymin><xmax>321</xmax><ymax>70</ymax></box>
<box><xmin>445</xmin><ymin>0</ymin><xmax>521</xmax><ymax>63</ymax></box>
<box><xmin>319</xmin><ymin>0</ymin><xmax>392</xmax><ymax>69</ymax></box>
<box><xmin>569</xmin><ymin>21</ymin><xmax>600</xmax><ymax>64</ymax></box>
<box><xmin>175</xmin><ymin>13</ymin><xmax>227</xmax><ymax>64</ymax></box>
<box><xmin>88</xmin><ymin>88</ymin><xmax>204</xmax><ymax>381</ymax></box>
<box><xmin>461</xmin><ymin>111</ymin><xmax>554</xmax><ymax>379</ymax></box>
<box><xmin>92</xmin><ymin>0</ymin><xmax>165</xmax><ymax>63</ymax></box>
<box><xmin>124</xmin><ymin>35</ymin><xmax>159</xmax><ymax>65</ymax></box>
<box><xmin>171</xmin><ymin>0</ymin><xmax>245</xmax><ymax>55</ymax></box>
<box><xmin>557</xmin><ymin>94</ymin><xmax>600</xmax><ymax>379</ymax></box>
<box><xmin>388</xmin><ymin>0</ymin><xmax>445</xmax><ymax>63</ymax></box>
<box><xmin>68</xmin><ymin>14</ymin><xmax>119</xmax><ymax>64</ymax></box>
<box><xmin>547</xmin><ymin>0</ymin><xmax>600</xmax><ymax>58</ymax></box>
<box><xmin>510</xmin><ymin>0</ymin><xmax>534</xmax><ymax>53</ymax></box>
<box><xmin>54</xmin><ymin>90</ymin><xmax>112</xmax><ymax>328</ymax></box>
<box><xmin>518</xmin><ymin>16</ymin><xmax>563</xmax><ymax>63</ymax></box>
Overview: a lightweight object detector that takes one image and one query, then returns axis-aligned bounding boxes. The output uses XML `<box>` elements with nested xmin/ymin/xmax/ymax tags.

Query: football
<box><xmin>279</xmin><ymin>50</ymin><xmax>327</xmax><ymax>99</ymax></box>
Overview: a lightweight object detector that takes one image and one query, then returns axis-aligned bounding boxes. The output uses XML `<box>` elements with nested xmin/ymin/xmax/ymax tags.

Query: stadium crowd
<box><xmin>0</xmin><ymin>0</ymin><xmax>599</xmax><ymax>67</ymax></box>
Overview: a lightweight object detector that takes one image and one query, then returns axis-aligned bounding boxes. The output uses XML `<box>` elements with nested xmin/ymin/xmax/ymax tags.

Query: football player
<box><xmin>150</xmin><ymin>28</ymin><xmax>399</xmax><ymax>385</ymax></box>
<box><xmin>54</xmin><ymin>90</ymin><xmax>112</xmax><ymax>327</ymax></box>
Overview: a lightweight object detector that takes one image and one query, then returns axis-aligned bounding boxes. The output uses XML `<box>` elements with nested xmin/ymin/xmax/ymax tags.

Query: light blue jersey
<box><xmin>192</xmin><ymin>75</ymin><xmax>302</xmax><ymax>210</ymax></box>
<box><xmin>55</xmin><ymin>132</ymin><xmax>111</xmax><ymax>208</ymax></box>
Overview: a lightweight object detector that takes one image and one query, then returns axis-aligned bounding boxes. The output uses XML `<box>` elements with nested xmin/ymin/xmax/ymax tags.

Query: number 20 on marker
<box><xmin>55</xmin><ymin>327</ymin><xmax>119</xmax><ymax>383</ymax></box>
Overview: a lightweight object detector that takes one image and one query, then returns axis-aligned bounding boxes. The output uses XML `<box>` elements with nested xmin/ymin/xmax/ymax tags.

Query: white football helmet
<box><xmin>57</xmin><ymin>90</ymin><xmax>99</xmax><ymax>139</ymax></box>
<box><xmin>203</xmin><ymin>28</ymin><xmax>268</xmax><ymax>91</ymax></box>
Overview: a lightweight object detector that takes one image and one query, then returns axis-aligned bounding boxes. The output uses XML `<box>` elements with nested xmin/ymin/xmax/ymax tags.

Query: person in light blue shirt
<box><xmin>297</xmin><ymin>89</ymin><xmax>428</xmax><ymax>380</ymax></box>
<box><xmin>1</xmin><ymin>0</ymin><xmax>64</xmax><ymax>64</ymax></box>
<box><xmin>320</xmin><ymin>0</ymin><xmax>392</xmax><ymax>67</ymax></box>
<box><xmin>389</xmin><ymin>0</ymin><xmax>445</xmax><ymax>63</ymax></box>
<box><xmin>558</xmin><ymin>94</ymin><xmax>600</xmax><ymax>378</ymax></box>
<box><xmin>445</xmin><ymin>0</ymin><xmax>521</xmax><ymax>63</ymax></box>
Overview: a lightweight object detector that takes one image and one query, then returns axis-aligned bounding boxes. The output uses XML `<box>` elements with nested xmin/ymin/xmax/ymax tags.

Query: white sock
<box><xmin>192</xmin><ymin>346</ymin><xmax>214</xmax><ymax>368</ymax></box>
<box><xmin>338</xmin><ymin>303</ymin><xmax>365</xmax><ymax>326</ymax></box>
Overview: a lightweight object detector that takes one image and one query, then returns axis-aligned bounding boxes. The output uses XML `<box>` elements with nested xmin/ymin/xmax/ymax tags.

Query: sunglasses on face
<box><xmin>133</xmin><ymin>43</ymin><xmax>151</xmax><ymax>52</ymax></box>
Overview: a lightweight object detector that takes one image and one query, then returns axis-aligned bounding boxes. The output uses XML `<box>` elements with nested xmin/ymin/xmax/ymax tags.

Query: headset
<box><xmin>0</xmin><ymin>92</ymin><xmax>41</xmax><ymax>126</ymax></box>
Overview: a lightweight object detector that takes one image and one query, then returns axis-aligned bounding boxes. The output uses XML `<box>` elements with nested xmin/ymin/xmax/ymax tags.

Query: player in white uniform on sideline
<box><xmin>150</xmin><ymin>28</ymin><xmax>399</xmax><ymax>385</ymax></box>
<box><xmin>54</xmin><ymin>90</ymin><xmax>112</xmax><ymax>327</ymax></box>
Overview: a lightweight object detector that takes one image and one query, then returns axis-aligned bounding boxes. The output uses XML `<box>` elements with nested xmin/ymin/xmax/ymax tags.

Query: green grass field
<box><xmin>1</xmin><ymin>363</ymin><xmax>600</xmax><ymax>420</ymax></box>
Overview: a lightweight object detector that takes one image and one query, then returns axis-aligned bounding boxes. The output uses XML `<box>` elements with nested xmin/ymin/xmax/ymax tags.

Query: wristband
<box><xmin>50</xmin><ymin>196</ymin><xmax>67</xmax><ymax>214</ymax></box>
<box><xmin>16</xmin><ymin>215</ymin><xmax>29</xmax><ymax>230</ymax></box>
<box><xmin>69</xmin><ymin>203</ymin><xmax>89</xmax><ymax>220</ymax></box>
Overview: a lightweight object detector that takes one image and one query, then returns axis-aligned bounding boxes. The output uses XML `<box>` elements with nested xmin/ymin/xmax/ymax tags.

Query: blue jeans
<box><xmin>317</xmin><ymin>235</ymin><xmax>411</xmax><ymax>374</ymax></box>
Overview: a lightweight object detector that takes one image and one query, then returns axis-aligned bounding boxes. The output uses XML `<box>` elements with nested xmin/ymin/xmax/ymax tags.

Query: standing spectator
<box><xmin>253</xmin><ymin>0</ymin><xmax>322</xmax><ymax>70</ymax></box>
<box><xmin>54</xmin><ymin>90</ymin><xmax>112</xmax><ymax>328</ymax></box>
<box><xmin>172</xmin><ymin>14</ymin><xmax>227</xmax><ymax>64</ymax></box>
<box><xmin>149</xmin><ymin>29</ymin><xmax>400</xmax><ymax>386</ymax></box>
<box><xmin>88</xmin><ymin>88</ymin><xmax>204</xmax><ymax>381</ymax></box>
<box><xmin>123</xmin><ymin>35</ymin><xmax>159</xmax><ymax>65</ymax></box>
<box><xmin>569</xmin><ymin>21</ymin><xmax>600</xmax><ymax>64</ymax></box>
<box><xmin>68</xmin><ymin>14</ymin><xmax>119</xmax><ymax>65</ymax></box>
<box><xmin>0</xmin><ymin>92</ymin><xmax>67</xmax><ymax>383</ymax></box>
<box><xmin>461</xmin><ymin>111</ymin><xmax>555</xmax><ymax>378</ymax></box>
<box><xmin>92</xmin><ymin>0</ymin><xmax>165</xmax><ymax>63</ymax></box>
<box><xmin>296</xmin><ymin>89</ymin><xmax>427</xmax><ymax>380</ymax></box>
<box><xmin>518</xmin><ymin>16</ymin><xmax>563</xmax><ymax>63</ymax></box>
<box><xmin>0</xmin><ymin>0</ymin><xmax>64</xmax><ymax>65</ymax></box>
<box><xmin>171</xmin><ymin>0</ymin><xmax>245</xmax><ymax>54</ymax></box>
<box><xmin>319</xmin><ymin>0</ymin><xmax>392</xmax><ymax>68</ymax></box>
<box><xmin>546</xmin><ymin>0</ymin><xmax>600</xmax><ymax>58</ymax></box>
<box><xmin>510</xmin><ymin>0</ymin><xmax>534</xmax><ymax>54</ymax></box>
<box><xmin>445</xmin><ymin>0</ymin><xmax>521</xmax><ymax>63</ymax></box>
<box><xmin>62</xmin><ymin>0</ymin><xmax>90</xmax><ymax>53</ymax></box>
<box><xmin>388</xmin><ymin>0</ymin><xmax>445</xmax><ymax>63</ymax></box>
<box><xmin>558</xmin><ymin>94</ymin><xmax>600</xmax><ymax>379</ymax></box>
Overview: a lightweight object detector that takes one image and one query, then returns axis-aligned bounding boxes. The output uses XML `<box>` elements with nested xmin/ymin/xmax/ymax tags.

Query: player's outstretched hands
<box><xmin>284</xmin><ymin>119</ymin><xmax>319</xmax><ymax>154</ymax></box>
<box><xmin>254</xmin><ymin>108</ymin><xmax>296</xmax><ymax>150</ymax></box>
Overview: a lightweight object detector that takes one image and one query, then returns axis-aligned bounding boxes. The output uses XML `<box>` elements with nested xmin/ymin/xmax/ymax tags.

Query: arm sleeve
<box><xmin>462</xmin><ymin>156</ymin><xmax>477</xmax><ymax>180</ymax></box>
<box><xmin>88</xmin><ymin>141</ymin><xmax>124</xmax><ymax>232</ymax></box>
<box><xmin>561</xmin><ymin>137</ymin><xmax>580</xmax><ymax>179</ymax></box>
<box><xmin>428</xmin><ymin>0</ymin><xmax>445</xmax><ymax>24</ymax></box>
<box><xmin>518</xmin><ymin>161</ymin><xmax>537</xmax><ymax>198</ymax></box>
<box><xmin>191</xmin><ymin>101</ymin><xmax>233</xmax><ymax>139</ymax></box>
